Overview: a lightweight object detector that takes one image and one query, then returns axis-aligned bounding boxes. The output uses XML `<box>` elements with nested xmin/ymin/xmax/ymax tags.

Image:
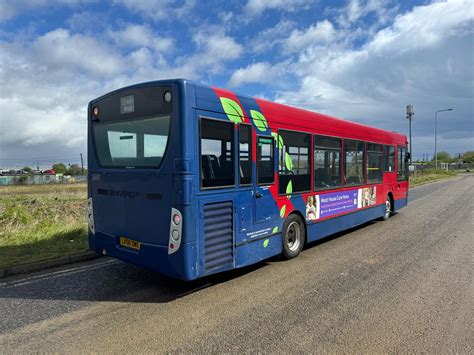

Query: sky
<box><xmin>0</xmin><ymin>0</ymin><xmax>472</xmax><ymax>169</ymax></box>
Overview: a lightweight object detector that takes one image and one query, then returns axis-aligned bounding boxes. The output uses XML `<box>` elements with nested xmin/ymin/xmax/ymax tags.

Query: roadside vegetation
<box><xmin>410</xmin><ymin>169</ymin><xmax>458</xmax><ymax>187</ymax></box>
<box><xmin>0</xmin><ymin>183</ymin><xmax>88</xmax><ymax>268</ymax></box>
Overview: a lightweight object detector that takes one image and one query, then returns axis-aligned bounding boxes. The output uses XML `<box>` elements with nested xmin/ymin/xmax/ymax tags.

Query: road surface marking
<box><xmin>0</xmin><ymin>259</ymin><xmax>120</xmax><ymax>288</ymax></box>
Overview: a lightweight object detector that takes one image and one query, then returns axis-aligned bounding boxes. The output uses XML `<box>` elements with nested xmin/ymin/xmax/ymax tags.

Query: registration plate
<box><xmin>119</xmin><ymin>237</ymin><xmax>140</xmax><ymax>250</ymax></box>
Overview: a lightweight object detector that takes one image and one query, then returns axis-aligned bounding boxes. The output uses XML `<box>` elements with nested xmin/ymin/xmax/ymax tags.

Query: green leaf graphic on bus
<box><xmin>286</xmin><ymin>180</ymin><xmax>293</xmax><ymax>197</ymax></box>
<box><xmin>250</xmin><ymin>110</ymin><xmax>268</xmax><ymax>131</ymax></box>
<box><xmin>263</xmin><ymin>238</ymin><xmax>269</xmax><ymax>248</ymax></box>
<box><xmin>271</xmin><ymin>132</ymin><xmax>284</xmax><ymax>149</ymax></box>
<box><xmin>272</xmin><ymin>227</ymin><xmax>278</xmax><ymax>234</ymax></box>
<box><xmin>285</xmin><ymin>152</ymin><xmax>294</xmax><ymax>171</ymax></box>
<box><xmin>280</xmin><ymin>204</ymin><xmax>286</xmax><ymax>218</ymax></box>
<box><xmin>220</xmin><ymin>97</ymin><xmax>243</xmax><ymax>124</ymax></box>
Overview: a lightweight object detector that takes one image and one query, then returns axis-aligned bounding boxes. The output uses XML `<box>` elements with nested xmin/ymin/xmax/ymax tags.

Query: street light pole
<box><xmin>406</xmin><ymin>104</ymin><xmax>414</xmax><ymax>165</ymax></box>
<box><xmin>434</xmin><ymin>108</ymin><xmax>453</xmax><ymax>170</ymax></box>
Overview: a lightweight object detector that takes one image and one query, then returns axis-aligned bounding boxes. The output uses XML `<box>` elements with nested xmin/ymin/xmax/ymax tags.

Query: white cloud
<box><xmin>193</xmin><ymin>32</ymin><xmax>243</xmax><ymax>61</ymax></box>
<box><xmin>244</xmin><ymin>0</ymin><xmax>312</xmax><ymax>17</ymax></box>
<box><xmin>33</xmin><ymin>28</ymin><xmax>124</xmax><ymax>77</ymax></box>
<box><xmin>229</xmin><ymin>62</ymin><xmax>277</xmax><ymax>87</ymax></box>
<box><xmin>250</xmin><ymin>19</ymin><xmax>296</xmax><ymax>53</ymax></box>
<box><xmin>0</xmin><ymin>52</ymin><xmax>95</xmax><ymax>155</ymax></box>
<box><xmin>108</xmin><ymin>24</ymin><xmax>174</xmax><ymax>53</ymax></box>
<box><xmin>189</xmin><ymin>30</ymin><xmax>244</xmax><ymax>73</ymax></box>
<box><xmin>367</xmin><ymin>1</ymin><xmax>473</xmax><ymax>54</ymax></box>
<box><xmin>0</xmin><ymin>1</ymin><xmax>17</xmax><ymax>22</ymax></box>
<box><xmin>346</xmin><ymin>0</ymin><xmax>364</xmax><ymax>23</ymax></box>
<box><xmin>0</xmin><ymin>98</ymin><xmax>86</xmax><ymax>147</ymax></box>
<box><xmin>283</xmin><ymin>20</ymin><xmax>336</xmax><ymax>53</ymax></box>
<box><xmin>128</xmin><ymin>47</ymin><xmax>155</xmax><ymax>67</ymax></box>
<box><xmin>114</xmin><ymin>0</ymin><xmax>196</xmax><ymax>21</ymax></box>
<box><xmin>0</xmin><ymin>28</ymin><xmax>125</xmax><ymax>157</ymax></box>
<box><xmin>335</xmin><ymin>0</ymin><xmax>397</xmax><ymax>27</ymax></box>
<box><xmin>0</xmin><ymin>0</ymin><xmax>95</xmax><ymax>22</ymax></box>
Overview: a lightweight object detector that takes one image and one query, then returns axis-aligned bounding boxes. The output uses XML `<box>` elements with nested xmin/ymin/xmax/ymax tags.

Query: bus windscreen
<box><xmin>93</xmin><ymin>115</ymin><xmax>170</xmax><ymax>168</ymax></box>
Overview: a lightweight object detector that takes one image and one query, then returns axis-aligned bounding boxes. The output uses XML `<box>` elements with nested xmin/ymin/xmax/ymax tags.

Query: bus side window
<box><xmin>257</xmin><ymin>136</ymin><xmax>274</xmax><ymax>185</ymax></box>
<box><xmin>200</xmin><ymin>118</ymin><xmax>235</xmax><ymax>189</ymax></box>
<box><xmin>367</xmin><ymin>143</ymin><xmax>383</xmax><ymax>183</ymax></box>
<box><xmin>314</xmin><ymin>135</ymin><xmax>342</xmax><ymax>190</ymax></box>
<box><xmin>239</xmin><ymin>125</ymin><xmax>252</xmax><ymax>186</ymax></box>
<box><xmin>278</xmin><ymin>129</ymin><xmax>311</xmax><ymax>194</ymax></box>
<box><xmin>344</xmin><ymin>140</ymin><xmax>365</xmax><ymax>186</ymax></box>
<box><xmin>383</xmin><ymin>145</ymin><xmax>395</xmax><ymax>172</ymax></box>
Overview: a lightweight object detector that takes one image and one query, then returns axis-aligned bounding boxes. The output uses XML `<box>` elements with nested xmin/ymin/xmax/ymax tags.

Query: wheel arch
<box><xmin>387</xmin><ymin>192</ymin><xmax>394</xmax><ymax>212</ymax></box>
<box><xmin>287</xmin><ymin>210</ymin><xmax>307</xmax><ymax>245</ymax></box>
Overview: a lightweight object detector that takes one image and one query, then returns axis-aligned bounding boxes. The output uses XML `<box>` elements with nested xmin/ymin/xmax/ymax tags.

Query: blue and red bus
<box><xmin>87</xmin><ymin>79</ymin><xmax>409</xmax><ymax>280</ymax></box>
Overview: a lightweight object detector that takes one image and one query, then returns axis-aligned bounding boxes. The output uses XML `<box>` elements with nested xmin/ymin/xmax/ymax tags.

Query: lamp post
<box><xmin>434</xmin><ymin>108</ymin><xmax>453</xmax><ymax>170</ymax></box>
<box><xmin>406</xmin><ymin>104</ymin><xmax>414</xmax><ymax>165</ymax></box>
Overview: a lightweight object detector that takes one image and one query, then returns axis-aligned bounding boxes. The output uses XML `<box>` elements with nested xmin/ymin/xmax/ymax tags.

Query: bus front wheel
<box><xmin>382</xmin><ymin>195</ymin><xmax>392</xmax><ymax>221</ymax></box>
<box><xmin>282</xmin><ymin>214</ymin><xmax>305</xmax><ymax>259</ymax></box>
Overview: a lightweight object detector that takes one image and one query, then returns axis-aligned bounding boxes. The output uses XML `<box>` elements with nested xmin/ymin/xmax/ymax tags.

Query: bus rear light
<box><xmin>168</xmin><ymin>208</ymin><xmax>182</xmax><ymax>255</ymax></box>
<box><xmin>173</xmin><ymin>214</ymin><xmax>181</xmax><ymax>225</ymax></box>
<box><xmin>92</xmin><ymin>106</ymin><xmax>99</xmax><ymax>117</ymax></box>
<box><xmin>171</xmin><ymin>230</ymin><xmax>180</xmax><ymax>241</ymax></box>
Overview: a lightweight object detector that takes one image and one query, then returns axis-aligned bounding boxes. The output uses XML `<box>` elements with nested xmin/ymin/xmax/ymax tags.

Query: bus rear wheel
<box><xmin>282</xmin><ymin>214</ymin><xmax>305</xmax><ymax>259</ymax></box>
<box><xmin>382</xmin><ymin>195</ymin><xmax>392</xmax><ymax>221</ymax></box>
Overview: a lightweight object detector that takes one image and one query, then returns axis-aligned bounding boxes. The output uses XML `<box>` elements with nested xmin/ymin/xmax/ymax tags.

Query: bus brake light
<box><xmin>168</xmin><ymin>208</ymin><xmax>182</xmax><ymax>255</ymax></box>
<box><xmin>173</xmin><ymin>214</ymin><xmax>181</xmax><ymax>225</ymax></box>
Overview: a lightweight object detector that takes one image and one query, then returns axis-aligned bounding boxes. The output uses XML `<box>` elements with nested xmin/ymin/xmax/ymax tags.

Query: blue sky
<box><xmin>0</xmin><ymin>0</ymin><xmax>472</xmax><ymax>168</ymax></box>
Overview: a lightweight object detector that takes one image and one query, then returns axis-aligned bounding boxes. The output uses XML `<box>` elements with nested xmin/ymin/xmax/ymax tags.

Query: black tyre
<box><xmin>382</xmin><ymin>195</ymin><xmax>392</xmax><ymax>221</ymax></box>
<box><xmin>281</xmin><ymin>214</ymin><xmax>306</xmax><ymax>259</ymax></box>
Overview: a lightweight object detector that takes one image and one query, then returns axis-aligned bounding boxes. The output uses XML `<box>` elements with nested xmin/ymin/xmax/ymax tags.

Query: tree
<box><xmin>463</xmin><ymin>151</ymin><xmax>474</xmax><ymax>164</ymax></box>
<box><xmin>52</xmin><ymin>163</ymin><xmax>67</xmax><ymax>175</ymax></box>
<box><xmin>22</xmin><ymin>166</ymin><xmax>33</xmax><ymax>174</ymax></box>
<box><xmin>67</xmin><ymin>164</ymin><xmax>83</xmax><ymax>176</ymax></box>
<box><xmin>435</xmin><ymin>151</ymin><xmax>452</xmax><ymax>163</ymax></box>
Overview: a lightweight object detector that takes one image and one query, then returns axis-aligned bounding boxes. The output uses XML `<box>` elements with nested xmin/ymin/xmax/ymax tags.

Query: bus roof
<box><xmin>92</xmin><ymin>78</ymin><xmax>407</xmax><ymax>146</ymax></box>
<box><xmin>188</xmin><ymin>79</ymin><xmax>405</xmax><ymax>146</ymax></box>
<box><xmin>249</xmin><ymin>94</ymin><xmax>407</xmax><ymax>145</ymax></box>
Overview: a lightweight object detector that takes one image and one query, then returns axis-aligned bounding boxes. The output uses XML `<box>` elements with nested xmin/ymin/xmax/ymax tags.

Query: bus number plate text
<box><xmin>119</xmin><ymin>237</ymin><xmax>140</xmax><ymax>250</ymax></box>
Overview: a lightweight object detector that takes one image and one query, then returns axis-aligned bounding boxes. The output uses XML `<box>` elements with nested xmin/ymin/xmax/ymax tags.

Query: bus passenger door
<box><xmin>253</xmin><ymin>136</ymin><xmax>277</xmax><ymax>223</ymax></box>
<box><xmin>254</xmin><ymin>186</ymin><xmax>276</xmax><ymax>222</ymax></box>
<box><xmin>396</xmin><ymin>146</ymin><xmax>409</xmax><ymax>200</ymax></box>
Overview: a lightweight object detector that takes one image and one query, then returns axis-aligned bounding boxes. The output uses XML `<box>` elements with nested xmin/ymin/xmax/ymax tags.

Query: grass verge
<box><xmin>410</xmin><ymin>169</ymin><xmax>458</xmax><ymax>187</ymax></box>
<box><xmin>0</xmin><ymin>183</ymin><xmax>89</xmax><ymax>269</ymax></box>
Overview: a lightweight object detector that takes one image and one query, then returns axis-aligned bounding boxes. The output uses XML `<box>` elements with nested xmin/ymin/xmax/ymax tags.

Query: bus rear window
<box><xmin>93</xmin><ymin>115</ymin><xmax>170</xmax><ymax>168</ymax></box>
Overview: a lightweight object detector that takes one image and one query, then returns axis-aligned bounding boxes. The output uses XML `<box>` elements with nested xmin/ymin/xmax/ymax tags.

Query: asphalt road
<box><xmin>1</xmin><ymin>175</ymin><xmax>472</xmax><ymax>352</ymax></box>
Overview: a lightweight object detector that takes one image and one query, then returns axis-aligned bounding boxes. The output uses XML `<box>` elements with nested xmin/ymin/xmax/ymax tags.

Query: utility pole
<box><xmin>80</xmin><ymin>153</ymin><xmax>84</xmax><ymax>176</ymax></box>
<box><xmin>406</xmin><ymin>104</ymin><xmax>414</xmax><ymax>165</ymax></box>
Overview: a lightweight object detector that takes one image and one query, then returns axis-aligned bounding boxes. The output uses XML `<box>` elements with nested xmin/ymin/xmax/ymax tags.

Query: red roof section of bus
<box><xmin>209</xmin><ymin>85</ymin><xmax>406</xmax><ymax>146</ymax></box>
<box><xmin>254</xmin><ymin>97</ymin><xmax>406</xmax><ymax>145</ymax></box>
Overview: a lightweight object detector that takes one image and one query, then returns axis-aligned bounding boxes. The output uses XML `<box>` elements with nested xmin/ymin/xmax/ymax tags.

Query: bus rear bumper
<box><xmin>88</xmin><ymin>231</ymin><xmax>198</xmax><ymax>281</ymax></box>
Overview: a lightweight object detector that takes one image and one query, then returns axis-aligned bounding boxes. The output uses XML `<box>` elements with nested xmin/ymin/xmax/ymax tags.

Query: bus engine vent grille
<box><xmin>203</xmin><ymin>201</ymin><xmax>234</xmax><ymax>274</ymax></box>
